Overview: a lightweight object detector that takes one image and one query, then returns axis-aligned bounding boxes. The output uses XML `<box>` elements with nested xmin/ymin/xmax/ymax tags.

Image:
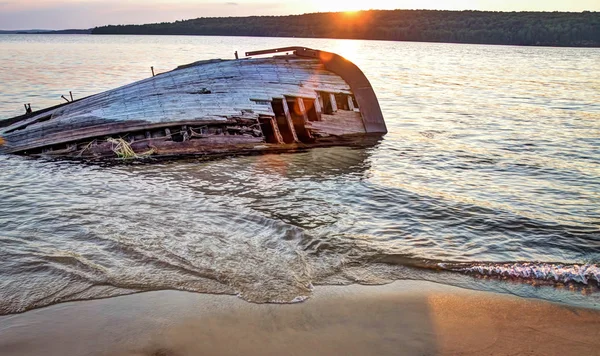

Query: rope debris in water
<box><xmin>106</xmin><ymin>138</ymin><xmax>154</xmax><ymax>159</ymax></box>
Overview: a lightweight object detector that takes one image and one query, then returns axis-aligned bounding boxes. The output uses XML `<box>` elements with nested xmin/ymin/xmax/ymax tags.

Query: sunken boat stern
<box><xmin>0</xmin><ymin>47</ymin><xmax>386</xmax><ymax>160</ymax></box>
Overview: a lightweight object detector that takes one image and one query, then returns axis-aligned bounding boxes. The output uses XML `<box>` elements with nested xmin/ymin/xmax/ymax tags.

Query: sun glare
<box><xmin>332</xmin><ymin>40</ymin><xmax>360</xmax><ymax>62</ymax></box>
<box><xmin>310</xmin><ymin>0</ymin><xmax>373</xmax><ymax>12</ymax></box>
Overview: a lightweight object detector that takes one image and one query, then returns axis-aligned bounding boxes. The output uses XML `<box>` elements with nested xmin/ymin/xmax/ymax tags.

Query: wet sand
<box><xmin>0</xmin><ymin>281</ymin><xmax>599</xmax><ymax>356</ymax></box>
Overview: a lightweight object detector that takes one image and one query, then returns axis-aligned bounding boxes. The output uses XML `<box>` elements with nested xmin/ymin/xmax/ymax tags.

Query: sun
<box><xmin>309</xmin><ymin>0</ymin><xmax>371</xmax><ymax>12</ymax></box>
<box><xmin>306</xmin><ymin>0</ymin><xmax>399</xmax><ymax>12</ymax></box>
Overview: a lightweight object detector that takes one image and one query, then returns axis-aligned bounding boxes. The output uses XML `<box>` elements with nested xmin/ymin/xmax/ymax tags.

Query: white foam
<box><xmin>449</xmin><ymin>262</ymin><xmax>600</xmax><ymax>286</ymax></box>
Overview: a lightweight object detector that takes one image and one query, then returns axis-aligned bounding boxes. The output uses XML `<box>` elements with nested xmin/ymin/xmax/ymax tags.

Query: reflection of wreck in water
<box><xmin>0</xmin><ymin>47</ymin><xmax>386</xmax><ymax>160</ymax></box>
<box><xmin>251</xmin><ymin>144</ymin><xmax>380</xmax><ymax>180</ymax></box>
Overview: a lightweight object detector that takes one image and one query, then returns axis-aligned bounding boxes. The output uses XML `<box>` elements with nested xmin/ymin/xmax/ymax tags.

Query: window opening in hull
<box><xmin>258</xmin><ymin>117</ymin><xmax>280</xmax><ymax>144</ymax></box>
<box><xmin>271</xmin><ymin>99</ymin><xmax>295</xmax><ymax>144</ymax></box>
<box><xmin>302</xmin><ymin>98</ymin><xmax>320</xmax><ymax>122</ymax></box>
<box><xmin>320</xmin><ymin>92</ymin><xmax>335</xmax><ymax>114</ymax></box>
<box><xmin>351</xmin><ymin>95</ymin><xmax>359</xmax><ymax>109</ymax></box>
<box><xmin>335</xmin><ymin>93</ymin><xmax>350</xmax><ymax>111</ymax></box>
<box><xmin>287</xmin><ymin>97</ymin><xmax>313</xmax><ymax>143</ymax></box>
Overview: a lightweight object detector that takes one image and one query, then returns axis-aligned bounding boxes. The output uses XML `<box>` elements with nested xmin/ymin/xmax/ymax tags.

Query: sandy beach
<box><xmin>0</xmin><ymin>280</ymin><xmax>599</xmax><ymax>356</ymax></box>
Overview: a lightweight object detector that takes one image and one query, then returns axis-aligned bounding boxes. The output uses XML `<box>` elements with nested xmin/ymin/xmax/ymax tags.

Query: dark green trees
<box><xmin>92</xmin><ymin>10</ymin><xmax>600</xmax><ymax>47</ymax></box>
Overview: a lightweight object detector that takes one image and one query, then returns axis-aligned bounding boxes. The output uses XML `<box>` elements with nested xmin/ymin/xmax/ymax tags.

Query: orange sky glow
<box><xmin>0</xmin><ymin>0</ymin><xmax>598</xmax><ymax>30</ymax></box>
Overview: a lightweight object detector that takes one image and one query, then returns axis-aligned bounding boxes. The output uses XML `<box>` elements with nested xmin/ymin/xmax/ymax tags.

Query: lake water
<box><xmin>0</xmin><ymin>35</ymin><xmax>599</xmax><ymax>313</ymax></box>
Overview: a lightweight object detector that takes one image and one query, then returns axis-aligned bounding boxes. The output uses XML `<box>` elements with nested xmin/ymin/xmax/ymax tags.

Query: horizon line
<box><xmin>1</xmin><ymin>8</ymin><xmax>598</xmax><ymax>32</ymax></box>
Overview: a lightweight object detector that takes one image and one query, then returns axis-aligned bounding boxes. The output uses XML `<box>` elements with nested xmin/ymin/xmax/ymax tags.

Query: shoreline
<box><xmin>1</xmin><ymin>280</ymin><xmax>599</xmax><ymax>356</ymax></box>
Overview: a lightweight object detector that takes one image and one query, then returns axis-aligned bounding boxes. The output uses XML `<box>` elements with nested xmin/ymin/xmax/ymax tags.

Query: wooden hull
<box><xmin>0</xmin><ymin>47</ymin><xmax>386</xmax><ymax>159</ymax></box>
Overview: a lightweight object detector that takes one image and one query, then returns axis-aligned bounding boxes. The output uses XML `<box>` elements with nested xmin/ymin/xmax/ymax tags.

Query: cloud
<box><xmin>0</xmin><ymin>1</ymin><xmax>297</xmax><ymax>30</ymax></box>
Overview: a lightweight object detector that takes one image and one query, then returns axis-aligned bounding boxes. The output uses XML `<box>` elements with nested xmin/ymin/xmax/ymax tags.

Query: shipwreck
<box><xmin>0</xmin><ymin>47</ymin><xmax>387</xmax><ymax>159</ymax></box>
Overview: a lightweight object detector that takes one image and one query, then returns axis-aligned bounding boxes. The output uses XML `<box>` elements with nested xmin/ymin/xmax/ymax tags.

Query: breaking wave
<box><xmin>442</xmin><ymin>262</ymin><xmax>600</xmax><ymax>286</ymax></box>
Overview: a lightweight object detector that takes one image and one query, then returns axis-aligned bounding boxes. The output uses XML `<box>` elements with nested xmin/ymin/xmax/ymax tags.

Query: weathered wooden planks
<box><xmin>0</xmin><ymin>47</ymin><xmax>386</xmax><ymax>158</ymax></box>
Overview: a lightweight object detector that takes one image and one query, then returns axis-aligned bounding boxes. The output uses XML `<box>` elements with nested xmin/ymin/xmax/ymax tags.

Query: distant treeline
<box><xmin>92</xmin><ymin>10</ymin><xmax>600</xmax><ymax>47</ymax></box>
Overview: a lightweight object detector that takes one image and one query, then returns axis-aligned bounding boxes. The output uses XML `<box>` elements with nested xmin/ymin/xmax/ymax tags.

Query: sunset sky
<box><xmin>0</xmin><ymin>0</ymin><xmax>598</xmax><ymax>30</ymax></box>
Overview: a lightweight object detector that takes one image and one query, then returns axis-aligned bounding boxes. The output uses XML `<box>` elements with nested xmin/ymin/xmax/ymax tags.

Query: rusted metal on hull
<box><xmin>0</xmin><ymin>47</ymin><xmax>386</xmax><ymax>160</ymax></box>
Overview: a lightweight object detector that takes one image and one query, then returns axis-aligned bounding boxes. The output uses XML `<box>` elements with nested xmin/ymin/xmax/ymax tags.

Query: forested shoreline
<box><xmin>92</xmin><ymin>10</ymin><xmax>600</xmax><ymax>47</ymax></box>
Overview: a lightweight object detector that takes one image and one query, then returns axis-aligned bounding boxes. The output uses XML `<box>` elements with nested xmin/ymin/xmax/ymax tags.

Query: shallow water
<box><xmin>0</xmin><ymin>35</ymin><xmax>599</xmax><ymax>313</ymax></box>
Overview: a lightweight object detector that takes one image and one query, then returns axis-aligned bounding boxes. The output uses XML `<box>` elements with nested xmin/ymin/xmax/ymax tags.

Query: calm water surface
<box><xmin>0</xmin><ymin>35</ymin><xmax>599</xmax><ymax>313</ymax></box>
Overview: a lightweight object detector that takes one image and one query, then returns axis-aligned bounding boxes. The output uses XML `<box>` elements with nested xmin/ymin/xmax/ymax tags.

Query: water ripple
<box><xmin>1</xmin><ymin>37</ymin><xmax>599</xmax><ymax>313</ymax></box>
